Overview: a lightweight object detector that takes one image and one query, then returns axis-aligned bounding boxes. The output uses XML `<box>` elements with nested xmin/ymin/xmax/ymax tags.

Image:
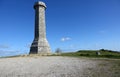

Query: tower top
<box><xmin>34</xmin><ymin>1</ymin><xmax>46</xmax><ymax>9</ymax></box>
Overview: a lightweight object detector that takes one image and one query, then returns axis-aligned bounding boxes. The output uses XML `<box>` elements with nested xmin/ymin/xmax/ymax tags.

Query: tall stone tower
<box><xmin>29</xmin><ymin>1</ymin><xmax>51</xmax><ymax>54</ymax></box>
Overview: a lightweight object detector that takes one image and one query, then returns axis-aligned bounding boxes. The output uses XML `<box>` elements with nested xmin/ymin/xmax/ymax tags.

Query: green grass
<box><xmin>0</xmin><ymin>49</ymin><xmax>120</xmax><ymax>59</ymax></box>
<box><xmin>59</xmin><ymin>50</ymin><xmax>120</xmax><ymax>59</ymax></box>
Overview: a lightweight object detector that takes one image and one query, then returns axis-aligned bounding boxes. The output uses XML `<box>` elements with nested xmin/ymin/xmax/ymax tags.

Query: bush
<box><xmin>80</xmin><ymin>54</ymin><xmax>90</xmax><ymax>56</ymax></box>
<box><xmin>55</xmin><ymin>48</ymin><xmax>62</xmax><ymax>54</ymax></box>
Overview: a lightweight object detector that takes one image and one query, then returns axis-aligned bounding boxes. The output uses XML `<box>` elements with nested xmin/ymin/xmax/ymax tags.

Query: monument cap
<box><xmin>34</xmin><ymin>1</ymin><xmax>46</xmax><ymax>9</ymax></box>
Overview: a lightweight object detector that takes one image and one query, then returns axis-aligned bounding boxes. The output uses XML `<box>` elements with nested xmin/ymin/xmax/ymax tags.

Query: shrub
<box><xmin>80</xmin><ymin>54</ymin><xmax>90</xmax><ymax>56</ymax></box>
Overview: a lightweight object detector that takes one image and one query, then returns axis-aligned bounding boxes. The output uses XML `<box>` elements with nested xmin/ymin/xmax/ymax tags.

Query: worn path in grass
<box><xmin>0</xmin><ymin>56</ymin><xmax>119</xmax><ymax>77</ymax></box>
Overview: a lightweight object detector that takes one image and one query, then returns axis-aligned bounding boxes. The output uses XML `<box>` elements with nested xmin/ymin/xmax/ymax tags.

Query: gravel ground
<box><xmin>0</xmin><ymin>56</ymin><xmax>119</xmax><ymax>77</ymax></box>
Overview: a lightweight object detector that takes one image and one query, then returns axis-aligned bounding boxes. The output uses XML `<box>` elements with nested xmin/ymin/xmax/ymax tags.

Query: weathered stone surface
<box><xmin>30</xmin><ymin>1</ymin><xmax>51</xmax><ymax>54</ymax></box>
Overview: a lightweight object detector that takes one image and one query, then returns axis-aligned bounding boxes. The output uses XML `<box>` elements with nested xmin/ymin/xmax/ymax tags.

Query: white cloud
<box><xmin>61</xmin><ymin>37</ymin><xmax>71</xmax><ymax>42</ymax></box>
<box><xmin>0</xmin><ymin>50</ymin><xmax>20</xmax><ymax>57</ymax></box>
<box><xmin>0</xmin><ymin>49</ymin><xmax>28</xmax><ymax>57</ymax></box>
<box><xmin>0</xmin><ymin>44</ymin><xmax>10</xmax><ymax>49</ymax></box>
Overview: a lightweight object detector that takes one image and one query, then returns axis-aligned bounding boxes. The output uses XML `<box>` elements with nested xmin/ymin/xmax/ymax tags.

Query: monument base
<box><xmin>29</xmin><ymin>38</ymin><xmax>51</xmax><ymax>54</ymax></box>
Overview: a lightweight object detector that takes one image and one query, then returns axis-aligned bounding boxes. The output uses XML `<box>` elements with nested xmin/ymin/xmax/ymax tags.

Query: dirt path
<box><xmin>0</xmin><ymin>56</ymin><xmax>119</xmax><ymax>77</ymax></box>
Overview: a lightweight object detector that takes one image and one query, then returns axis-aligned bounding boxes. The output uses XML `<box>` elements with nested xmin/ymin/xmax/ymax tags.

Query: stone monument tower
<box><xmin>29</xmin><ymin>1</ymin><xmax>51</xmax><ymax>54</ymax></box>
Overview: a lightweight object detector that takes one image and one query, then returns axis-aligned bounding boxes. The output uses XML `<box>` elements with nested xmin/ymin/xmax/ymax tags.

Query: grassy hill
<box><xmin>59</xmin><ymin>49</ymin><xmax>120</xmax><ymax>59</ymax></box>
<box><xmin>1</xmin><ymin>49</ymin><xmax>120</xmax><ymax>59</ymax></box>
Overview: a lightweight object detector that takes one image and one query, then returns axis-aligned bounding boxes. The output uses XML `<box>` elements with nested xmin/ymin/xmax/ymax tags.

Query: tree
<box><xmin>100</xmin><ymin>49</ymin><xmax>105</xmax><ymax>51</ymax></box>
<box><xmin>55</xmin><ymin>48</ymin><xmax>62</xmax><ymax>54</ymax></box>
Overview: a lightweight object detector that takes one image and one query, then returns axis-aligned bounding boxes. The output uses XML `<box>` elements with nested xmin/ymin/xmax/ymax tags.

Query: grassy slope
<box><xmin>1</xmin><ymin>49</ymin><xmax>120</xmax><ymax>59</ymax></box>
<box><xmin>60</xmin><ymin>50</ymin><xmax>120</xmax><ymax>59</ymax></box>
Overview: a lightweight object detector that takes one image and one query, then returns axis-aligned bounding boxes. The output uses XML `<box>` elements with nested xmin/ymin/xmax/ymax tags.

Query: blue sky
<box><xmin>0</xmin><ymin>0</ymin><xmax>120</xmax><ymax>56</ymax></box>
